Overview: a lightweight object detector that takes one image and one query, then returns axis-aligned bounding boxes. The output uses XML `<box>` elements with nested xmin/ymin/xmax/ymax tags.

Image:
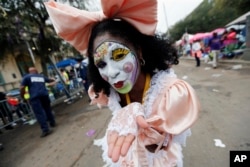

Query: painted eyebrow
<box><xmin>94</xmin><ymin>40</ymin><xmax>130</xmax><ymax>51</ymax></box>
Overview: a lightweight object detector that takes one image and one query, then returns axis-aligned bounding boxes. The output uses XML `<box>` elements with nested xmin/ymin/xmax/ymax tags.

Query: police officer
<box><xmin>20</xmin><ymin>67</ymin><xmax>56</xmax><ymax>138</ymax></box>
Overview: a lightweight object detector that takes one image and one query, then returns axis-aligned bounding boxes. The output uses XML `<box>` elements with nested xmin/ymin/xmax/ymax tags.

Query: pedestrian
<box><xmin>20</xmin><ymin>67</ymin><xmax>56</xmax><ymax>138</ymax></box>
<box><xmin>45</xmin><ymin>0</ymin><xmax>200</xmax><ymax>166</ymax></box>
<box><xmin>60</xmin><ymin>68</ymin><xmax>70</xmax><ymax>91</ymax></box>
<box><xmin>77</xmin><ymin>58</ymin><xmax>89</xmax><ymax>93</ymax></box>
<box><xmin>191</xmin><ymin>39</ymin><xmax>202</xmax><ymax>67</ymax></box>
<box><xmin>208</xmin><ymin>32</ymin><xmax>222</xmax><ymax>68</ymax></box>
<box><xmin>59</xmin><ymin>68</ymin><xmax>72</xmax><ymax>103</ymax></box>
<box><xmin>221</xmin><ymin>28</ymin><xmax>239</xmax><ymax>58</ymax></box>
<box><xmin>69</xmin><ymin>67</ymin><xmax>77</xmax><ymax>89</ymax></box>
<box><xmin>6</xmin><ymin>93</ymin><xmax>28</xmax><ymax>123</ymax></box>
<box><xmin>184</xmin><ymin>42</ymin><xmax>191</xmax><ymax>57</ymax></box>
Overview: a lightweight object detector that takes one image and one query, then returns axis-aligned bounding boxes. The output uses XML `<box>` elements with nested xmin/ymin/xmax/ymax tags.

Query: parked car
<box><xmin>7</xmin><ymin>88</ymin><xmax>20</xmax><ymax>97</ymax></box>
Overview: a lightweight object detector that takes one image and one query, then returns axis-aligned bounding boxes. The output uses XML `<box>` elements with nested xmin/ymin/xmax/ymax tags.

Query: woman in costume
<box><xmin>45</xmin><ymin>0</ymin><xmax>200</xmax><ymax>166</ymax></box>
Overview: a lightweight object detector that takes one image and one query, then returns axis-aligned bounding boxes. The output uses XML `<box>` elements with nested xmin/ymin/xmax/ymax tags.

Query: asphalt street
<box><xmin>0</xmin><ymin>57</ymin><xmax>250</xmax><ymax>167</ymax></box>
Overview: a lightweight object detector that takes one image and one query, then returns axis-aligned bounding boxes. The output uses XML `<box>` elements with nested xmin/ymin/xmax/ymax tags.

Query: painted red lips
<box><xmin>114</xmin><ymin>81</ymin><xmax>124</xmax><ymax>88</ymax></box>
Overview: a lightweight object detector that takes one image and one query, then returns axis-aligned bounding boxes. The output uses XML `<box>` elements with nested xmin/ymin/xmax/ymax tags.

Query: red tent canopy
<box><xmin>190</xmin><ymin>32</ymin><xmax>211</xmax><ymax>42</ymax></box>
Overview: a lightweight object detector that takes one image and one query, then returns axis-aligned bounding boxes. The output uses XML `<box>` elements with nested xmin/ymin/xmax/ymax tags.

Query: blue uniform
<box><xmin>21</xmin><ymin>74</ymin><xmax>51</xmax><ymax>99</ymax></box>
<box><xmin>21</xmin><ymin>74</ymin><xmax>55</xmax><ymax>134</ymax></box>
<box><xmin>78</xmin><ymin>62</ymin><xmax>89</xmax><ymax>91</ymax></box>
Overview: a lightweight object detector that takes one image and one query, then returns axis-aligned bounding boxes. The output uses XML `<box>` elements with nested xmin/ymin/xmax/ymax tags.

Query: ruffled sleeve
<box><xmin>146</xmin><ymin>78</ymin><xmax>200</xmax><ymax>135</ymax></box>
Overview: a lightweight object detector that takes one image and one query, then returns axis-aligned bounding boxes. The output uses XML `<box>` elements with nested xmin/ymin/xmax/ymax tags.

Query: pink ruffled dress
<box><xmin>89</xmin><ymin>69</ymin><xmax>200</xmax><ymax>167</ymax></box>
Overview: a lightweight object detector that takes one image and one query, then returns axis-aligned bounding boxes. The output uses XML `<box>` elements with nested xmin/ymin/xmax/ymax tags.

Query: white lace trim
<box><xmin>107</xmin><ymin>103</ymin><xmax>144</xmax><ymax>136</ymax></box>
<box><xmin>173</xmin><ymin>128</ymin><xmax>192</xmax><ymax>146</ymax></box>
<box><xmin>94</xmin><ymin>136</ymin><xmax>118</xmax><ymax>167</ymax></box>
<box><xmin>107</xmin><ymin>88</ymin><xmax>122</xmax><ymax>116</ymax></box>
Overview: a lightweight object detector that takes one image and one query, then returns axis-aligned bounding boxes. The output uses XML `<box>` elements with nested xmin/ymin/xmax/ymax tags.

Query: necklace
<box><xmin>125</xmin><ymin>73</ymin><xmax>151</xmax><ymax>104</ymax></box>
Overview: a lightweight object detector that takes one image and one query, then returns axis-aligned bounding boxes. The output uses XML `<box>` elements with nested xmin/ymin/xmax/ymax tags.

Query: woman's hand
<box><xmin>88</xmin><ymin>85</ymin><xmax>108</xmax><ymax>108</ymax></box>
<box><xmin>107</xmin><ymin>115</ymin><xmax>149</xmax><ymax>162</ymax></box>
<box><xmin>107</xmin><ymin>131</ymin><xmax>134</xmax><ymax>162</ymax></box>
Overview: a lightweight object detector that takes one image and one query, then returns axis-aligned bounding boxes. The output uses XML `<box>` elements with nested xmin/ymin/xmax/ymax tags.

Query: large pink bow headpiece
<box><xmin>44</xmin><ymin>0</ymin><xmax>158</xmax><ymax>53</ymax></box>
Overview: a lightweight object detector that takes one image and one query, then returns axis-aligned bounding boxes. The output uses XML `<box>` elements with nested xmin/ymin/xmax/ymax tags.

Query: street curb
<box><xmin>179</xmin><ymin>56</ymin><xmax>250</xmax><ymax>66</ymax></box>
<box><xmin>51</xmin><ymin>89</ymin><xmax>86</xmax><ymax>107</ymax></box>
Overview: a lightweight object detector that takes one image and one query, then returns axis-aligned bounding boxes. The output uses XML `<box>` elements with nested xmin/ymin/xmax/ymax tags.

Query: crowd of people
<box><xmin>50</xmin><ymin>58</ymin><xmax>89</xmax><ymax>99</ymax></box>
<box><xmin>180</xmin><ymin>26</ymin><xmax>246</xmax><ymax>68</ymax></box>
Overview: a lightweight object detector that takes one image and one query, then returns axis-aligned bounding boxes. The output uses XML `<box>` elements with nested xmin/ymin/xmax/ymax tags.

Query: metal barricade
<box><xmin>0</xmin><ymin>97</ymin><xmax>36</xmax><ymax>130</ymax></box>
<box><xmin>0</xmin><ymin>79</ymin><xmax>87</xmax><ymax>130</ymax></box>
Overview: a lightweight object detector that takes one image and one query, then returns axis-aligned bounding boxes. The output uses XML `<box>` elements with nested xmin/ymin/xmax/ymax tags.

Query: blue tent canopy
<box><xmin>56</xmin><ymin>59</ymin><xmax>77</xmax><ymax>68</ymax></box>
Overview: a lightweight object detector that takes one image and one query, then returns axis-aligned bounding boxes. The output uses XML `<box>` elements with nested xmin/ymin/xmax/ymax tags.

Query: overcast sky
<box><xmin>156</xmin><ymin>0</ymin><xmax>203</xmax><ymax>33</ymax></box>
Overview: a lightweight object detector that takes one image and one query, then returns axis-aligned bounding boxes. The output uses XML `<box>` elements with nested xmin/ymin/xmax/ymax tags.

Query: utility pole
<box><xmin>48</xmin><ymin>55</ymin><xmax>71</xmax><ymax>99</ymax></box>
<box><xmin>162</xmin><ymin>0</ymin><xmax>170</xmax><ymax>37</ymax></box>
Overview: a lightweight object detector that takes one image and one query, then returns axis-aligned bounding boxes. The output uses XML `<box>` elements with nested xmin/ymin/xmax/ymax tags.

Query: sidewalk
<box><xmin>0</xmin><ymin>93</ymin><xmax>109</xmax><ymax>167</ymax></box>
<box><xmin>179</xmin><ymin>54</ymin><xmax>250</xmax><ymax>67</ymax></box>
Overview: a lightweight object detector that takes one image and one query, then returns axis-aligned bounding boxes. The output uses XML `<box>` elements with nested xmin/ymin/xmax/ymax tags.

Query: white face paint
<box><xmin>94</xmin><ymin>41</ymin><xmax>140</xmax><ymax>94</ymax></box>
